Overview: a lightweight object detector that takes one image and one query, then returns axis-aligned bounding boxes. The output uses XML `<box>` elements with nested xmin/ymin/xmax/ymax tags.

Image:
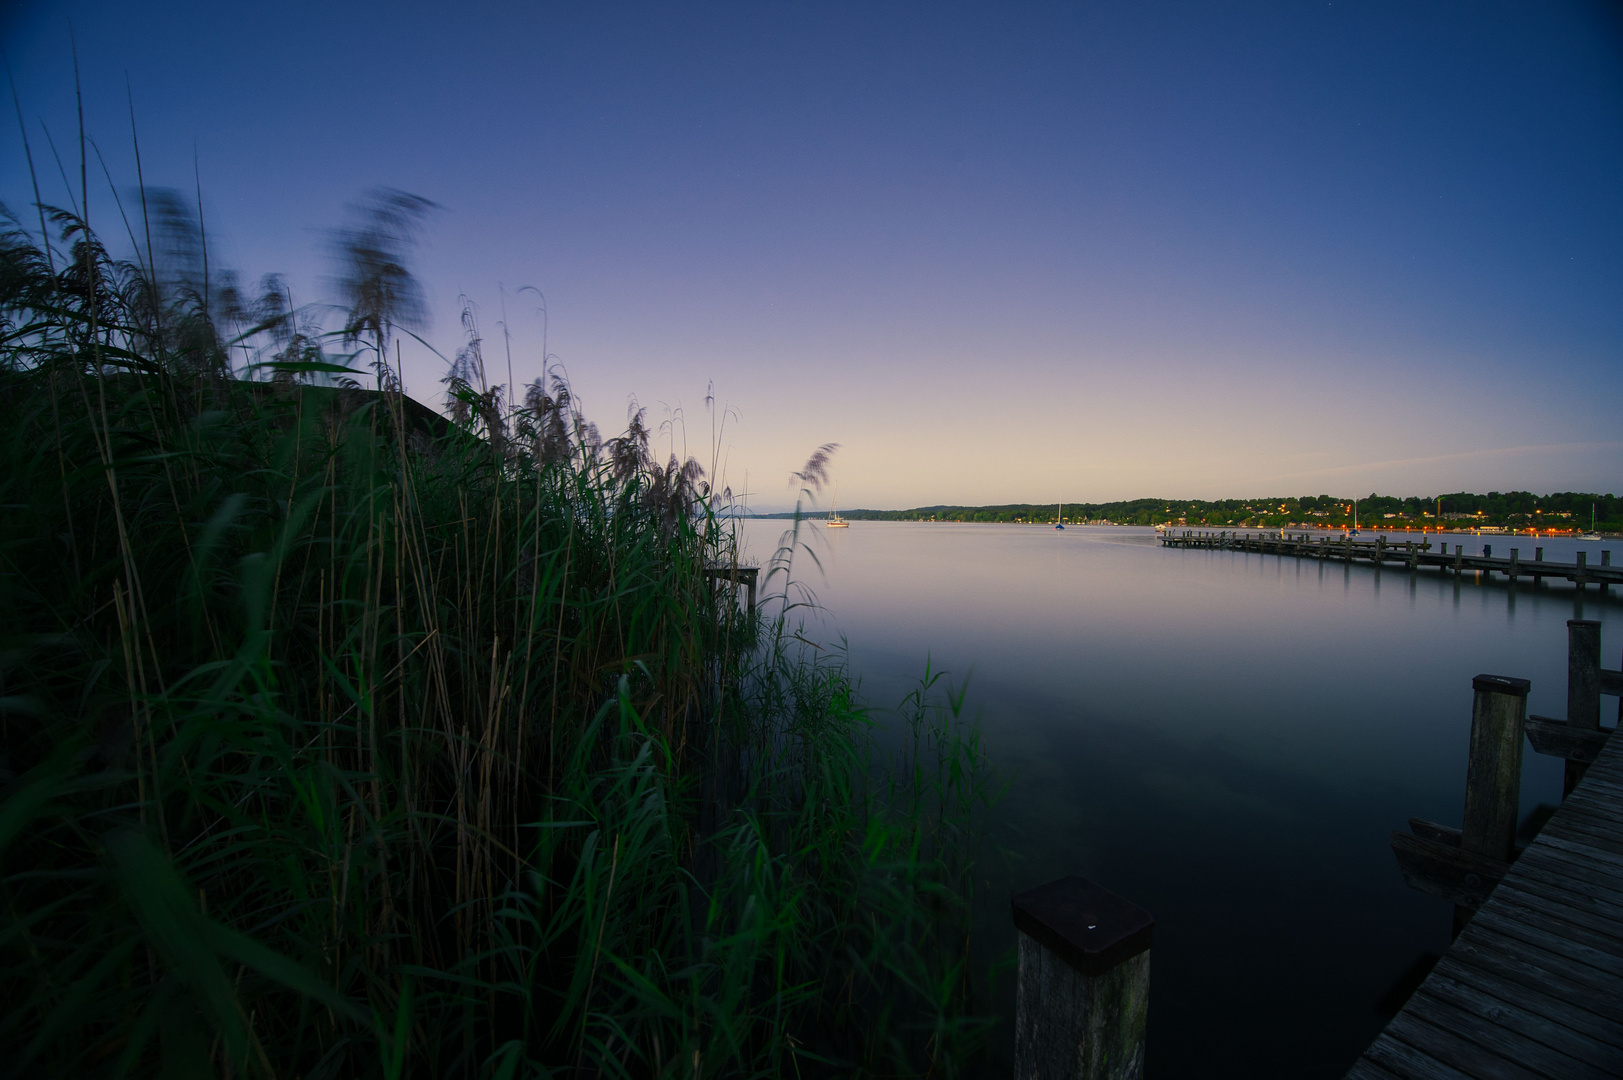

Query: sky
<box><xmin>4</xmin><ymin>0</ymin><xmax>1621</xmax><ymax>510</ymax></box>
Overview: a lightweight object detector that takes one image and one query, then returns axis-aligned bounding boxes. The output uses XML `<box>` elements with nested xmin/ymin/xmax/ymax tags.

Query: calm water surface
<box><xmin>737</xmin><ymin>520</ymin><xmax>1622</xmax><ymax>1078</ymax></box>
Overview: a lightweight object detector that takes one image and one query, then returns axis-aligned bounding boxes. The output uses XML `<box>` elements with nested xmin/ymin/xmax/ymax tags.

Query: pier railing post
<box><xmin>1013</xmin><ymin>877</ymin><xmax>1152</xmax><ymax>1080</ymax></box>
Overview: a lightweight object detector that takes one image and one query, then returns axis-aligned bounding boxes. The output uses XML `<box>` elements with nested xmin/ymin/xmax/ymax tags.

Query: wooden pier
<box><xmin>1346</xmin><ymin>624</ymin><xmax>1623</xmax><ymax>1079</ymax></box>
<box><xmin>1006</xmin><ymin>621</ymin><xmax>1623</xmax><ymax>1077</ymax></box>
<box><xmin>703</xmin><ymin>564</ymin><xmax>760</xmax><ymax>616</ymax></box>
<box><xmin>1346</xmin><ymin>722</ymin><xmax>1623</xmax><ymax>1078</ymax></box>
<box><xmin>1160</xmin><ymin>530</ymin><xmax>1620</xmax><ymax>591</ymax></box>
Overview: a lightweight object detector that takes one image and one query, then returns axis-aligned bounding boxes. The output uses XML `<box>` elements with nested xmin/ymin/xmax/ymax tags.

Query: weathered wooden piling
<box><xmin>1564</xmin><ymin>619</ymin><xmax>1599</xmax><ymax>791</ymax></box>
<box><xmin>1460</xmin><ymin>675</ymin><xmax>1529</xmax><ymax>864</ymax></box>
<box><xmin>1456</xmin><ymin>674</ymin><xmax>1530</xmax><ymax>935</ymax></box>
<box><xmin>1389</xmin><ymin>675</ymin><xmax>1529</xmax><ymax>938</ymax></box>
<box><xmin>1012</xmin><ymin>877</ymin><xmax>1152</xmax><ymax>1080</ymax></box>
<box><xmin>1525</xmin><ymin>619</ymin><xmax>1609</xmax><ymax>797</ymax></box>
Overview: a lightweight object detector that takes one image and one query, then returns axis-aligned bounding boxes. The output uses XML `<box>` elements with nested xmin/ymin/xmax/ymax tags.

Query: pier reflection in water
<box><xmin>737</xmin><ymin>520</ymin><xmax>1620</xmax><ymax>1078</ymax></box>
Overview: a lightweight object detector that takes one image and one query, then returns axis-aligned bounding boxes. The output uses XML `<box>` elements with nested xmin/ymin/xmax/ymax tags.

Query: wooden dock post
<box><xmin>1012</xmin><ymin>877</ymin><xmax>1152</xmax><ymax>1080</ymax></box>
<box><xmin>1524</xmin><ymin>619</ymin><xmax>1622</xmax><ymax>799</ymax></box>
<box><xmin>1454</xmin><ymin>674</ymin><xmax>1530</xmax><ymax>936</ymax></box>
<box><xmin>1563</xmin><ymin>619</ymin><xmax>1599</xmax><ymax>796</ymax></box>
<box><xmin>1390</xmin><ymin>675</ymin><xmax>1529</xmax><ymax>938</ymax></box>
<box><xmin>1461</xmin><ymin>675</ymin><xmax>1530</xmax><ymax>865</ymax></box>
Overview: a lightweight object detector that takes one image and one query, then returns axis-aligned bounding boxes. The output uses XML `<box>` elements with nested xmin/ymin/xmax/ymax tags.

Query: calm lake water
<box><xmin>736</xmin><ymin>519</ymin><xmax>1622</xmax><ymax>1078</ymax></box>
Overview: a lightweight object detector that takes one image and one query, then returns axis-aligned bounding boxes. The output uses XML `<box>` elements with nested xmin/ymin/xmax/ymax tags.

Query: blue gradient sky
<box><xmin>5</xmin><ymin>1</ymin><xmax>1620</xmax><ymax>509</ymax></box>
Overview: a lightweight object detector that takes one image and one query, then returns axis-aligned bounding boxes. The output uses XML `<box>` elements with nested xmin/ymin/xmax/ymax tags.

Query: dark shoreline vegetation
<box><xmin>775</xmin><ymin>492</ymin><xmax>1621</xmax><ymax>533</ymax></box>
<box><xmin>0</xmin><ymin>191</ymin><xmax>999</xmax><ymax>1077</ymax></box>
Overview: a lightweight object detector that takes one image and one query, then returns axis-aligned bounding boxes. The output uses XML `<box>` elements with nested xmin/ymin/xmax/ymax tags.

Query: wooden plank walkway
<box><xmin>1160</xmin><ymin>529</ymin><xmax>1621</xmax><ymax>591</ymax></box>
<box><xmin>1345</xmin><ymin>727</ymin><xmax>1623</xmax><ymax>1079</ymax></box>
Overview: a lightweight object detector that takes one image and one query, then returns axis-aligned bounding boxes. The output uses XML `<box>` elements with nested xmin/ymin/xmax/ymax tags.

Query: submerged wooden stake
<box><xmin>1012</xmin><ymin>876</ymin><xmax>1152</xmax><ymax>1080</ymax></box>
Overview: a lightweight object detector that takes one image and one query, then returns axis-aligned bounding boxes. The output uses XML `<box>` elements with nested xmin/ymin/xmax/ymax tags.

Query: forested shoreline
<box><xmin>769</xmin><ymin>491</ymin><xmax>1621</xmax><ymax>531</ymax></box>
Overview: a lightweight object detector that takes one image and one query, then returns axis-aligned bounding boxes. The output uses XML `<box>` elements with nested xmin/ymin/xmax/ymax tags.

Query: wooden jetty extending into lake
<box><xmin>1345</xmin><ymin>623</ymin><xmax>1623</xmax><ymax>1079</ymax></box>
<box><xmin>1004</xmin><ymin>619</ymin><xmax>1623</xmax><ymax>1078</ymax></box>
<box><xmin>1160</xmin><ymin>529</ymin><xmax>1620</xmax><ymax>591</ymax></box>
<box><xmin>703</xmin><ymin>564</ymin><xmax>760</xmax><ymax>615</ymax></box>
<box><xmin>1348</xmin><ymin>724</ymin><xmax>1623</xmax><ymax>1078</ymax></box>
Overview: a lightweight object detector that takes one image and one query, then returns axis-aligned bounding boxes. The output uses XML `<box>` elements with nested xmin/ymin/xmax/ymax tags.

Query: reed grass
<box><xmin>0</xmin><ymin>196</ymin><xmax>998</xmax><ymax>1078</ymax></box>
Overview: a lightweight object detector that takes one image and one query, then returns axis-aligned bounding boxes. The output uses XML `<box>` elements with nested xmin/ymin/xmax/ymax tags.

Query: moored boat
<box><xmin>1578</xmin><ymin>502</ymin><xmax>1601</xmax><ymax>541</ymax></box>
<box><xmin>827</xmin><ymin>488</ymin><xmax>849</xmax><ymax>528</ymax></box>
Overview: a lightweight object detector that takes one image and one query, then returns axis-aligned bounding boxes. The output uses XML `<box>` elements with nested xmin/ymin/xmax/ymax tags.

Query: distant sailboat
<box><xmin>1578</xmin><ymin>502</ymin><xmax>1601</xmax><ymax>541</ymax></box>
<box><xmin>826</xmin><ymin>487</ymin><xmax>848</xmax><ymax>528</ymax></box>
<box><xmin>1054</xmin><ymin>502</ymin><xmax>1065</xmax><ymax>530</ymax></box>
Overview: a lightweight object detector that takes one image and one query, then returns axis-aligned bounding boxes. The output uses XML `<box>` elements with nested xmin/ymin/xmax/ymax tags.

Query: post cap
<box><xmin>1472</xmin><ymin>674</ymin><xmax>1531</xmax><ymax>696</ymax></box>
<box><xmin>1568</xmin><ymin>619</ymin><xmax>1601</xmax><ymax>629</ymax></box>
<box><xmin>1011</xmin><ymin>876</ymin><xmax>1153</xmax><ymax>977</ymax></box>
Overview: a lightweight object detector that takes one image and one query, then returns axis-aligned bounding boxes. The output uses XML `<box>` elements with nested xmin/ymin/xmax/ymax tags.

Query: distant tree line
<box><xmin>762</xmin><ymin>491</ymin><xmax>1621</xmax><ymax>530</ymax></box>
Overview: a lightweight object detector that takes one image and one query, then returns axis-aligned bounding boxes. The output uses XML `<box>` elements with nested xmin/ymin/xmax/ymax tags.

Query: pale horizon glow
<box><xmin>4</xmin><ymin>1</ymin><xmax>1620</xmax><ymax>512</ymax></box>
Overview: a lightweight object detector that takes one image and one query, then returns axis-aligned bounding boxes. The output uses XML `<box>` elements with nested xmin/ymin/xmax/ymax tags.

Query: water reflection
<box><xmin>737</xmin><ymin>521</ymin><xmax>1620</xmax><ymax>1077</ymax></box>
